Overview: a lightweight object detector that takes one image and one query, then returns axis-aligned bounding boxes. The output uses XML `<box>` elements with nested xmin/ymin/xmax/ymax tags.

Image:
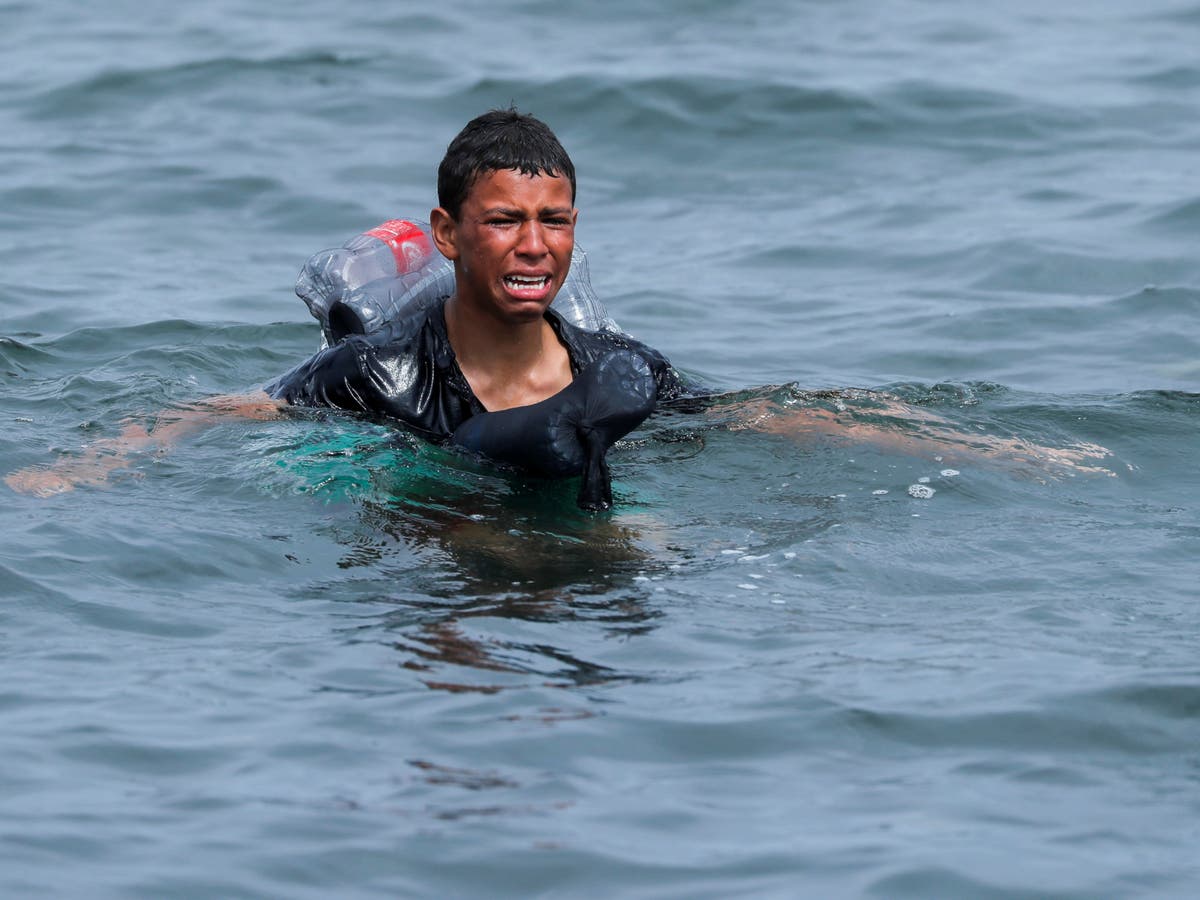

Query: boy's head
<box><xmin>437</xmin><ymin>108</ymin><xmax>576</xmax><ymax>220</ymax></box>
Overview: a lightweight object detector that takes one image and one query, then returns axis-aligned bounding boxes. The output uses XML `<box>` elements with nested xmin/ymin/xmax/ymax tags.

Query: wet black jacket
<box><xmin>267</xmin><ymin>298</ymin><xmax>686</xmax><ymax>439</ymax></box>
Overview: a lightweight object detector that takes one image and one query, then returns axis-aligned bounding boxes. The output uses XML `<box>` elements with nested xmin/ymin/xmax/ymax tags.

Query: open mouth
<box><xmin>503</xmin><ymin>274</ymin><xmax>552</xmax><ymax>292</ymax></box>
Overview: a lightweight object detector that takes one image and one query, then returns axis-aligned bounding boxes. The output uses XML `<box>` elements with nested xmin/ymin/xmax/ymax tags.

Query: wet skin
<box><xmin>430</xmin><ymin>169</ymin><xmax>578</xmax><ymax>412</ymax></box>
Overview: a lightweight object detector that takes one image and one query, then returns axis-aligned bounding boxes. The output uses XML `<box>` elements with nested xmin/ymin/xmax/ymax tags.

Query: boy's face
<box><xmin>433</xmin><ymin>168</ymin><xmax>577</xmax><ymax>324</ymax></box>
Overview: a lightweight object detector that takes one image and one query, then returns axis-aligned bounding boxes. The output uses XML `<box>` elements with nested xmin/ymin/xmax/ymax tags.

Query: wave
<box><xmin>1142</xmin><ymin>196</ymin><xmax>1200</xmax><ymax>230</ymax></box>
<box><xmin>21</xmin><ymin>51</ymin><xmax>373</xmax><ymax>120</ymax></box>
<box><xmin>444</xmin><ymin>71</ymin><xmax>1095</xmax><ymax>156</ymax></box>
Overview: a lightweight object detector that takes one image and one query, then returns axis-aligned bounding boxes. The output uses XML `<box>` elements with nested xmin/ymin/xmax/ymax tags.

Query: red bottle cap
<box><xmin>364</xmin><ymin>220</ymin><xmax>433</xmax><ymax>273</ymax></box>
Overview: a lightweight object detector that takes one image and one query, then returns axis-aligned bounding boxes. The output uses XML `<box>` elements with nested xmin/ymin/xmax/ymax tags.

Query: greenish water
<box><xmin>2</xmin><ymin>2</ymin><xmax>1199</xmax><ymax>897</ymax></box>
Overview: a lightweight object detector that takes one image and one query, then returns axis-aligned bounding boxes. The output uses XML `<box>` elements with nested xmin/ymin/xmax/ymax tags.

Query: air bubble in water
<box><xmin>907</xmin><ymin>484</ymin><xmax>936</xmax><ymax>499</ymax></box>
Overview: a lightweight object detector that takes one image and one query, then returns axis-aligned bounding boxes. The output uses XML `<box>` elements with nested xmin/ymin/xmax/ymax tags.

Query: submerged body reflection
<box><xmin>342</xmin><ymin>485</ymin><xmax>669</xmax><ymax>695</ymax></box>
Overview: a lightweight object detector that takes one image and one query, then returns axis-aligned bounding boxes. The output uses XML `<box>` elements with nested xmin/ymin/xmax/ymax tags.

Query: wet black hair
<box><xmin>437</xmin><ymin>107</ymin><xmax>577</xmax><ymax>219</ymax></box>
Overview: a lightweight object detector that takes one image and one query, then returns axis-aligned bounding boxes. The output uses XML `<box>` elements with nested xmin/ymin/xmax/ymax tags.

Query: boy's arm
<box><xmin>727</xmin><ymin>393</ymin><xmax>1113</xmax><ymax>476</ymax></box>
<box><xmin>5</xmin><ymin>392</ymin><xmax>285</xmax><ymax>497</ymax></box>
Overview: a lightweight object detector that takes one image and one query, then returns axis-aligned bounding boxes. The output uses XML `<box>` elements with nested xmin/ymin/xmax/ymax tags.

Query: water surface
<box><xmin>2</xmin><ymin>2</ymin><xmax>1199</xmax><ymax>897</ymax></box>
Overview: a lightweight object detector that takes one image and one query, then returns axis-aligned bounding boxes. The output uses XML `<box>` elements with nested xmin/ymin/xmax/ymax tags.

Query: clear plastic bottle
<box><xmin>295</xmin><ymin>220</ymin><xmax>450</xmax><ymax>343</ymax></box>
<box><xmin>296</xmin><ymin>219</ymin><xmax>619</xmax><ymax>346</ymax></box>
<box><xmin>555</xmin><ymin>247</ymin><xmax>620</xmax><ymax>333</ymax></box>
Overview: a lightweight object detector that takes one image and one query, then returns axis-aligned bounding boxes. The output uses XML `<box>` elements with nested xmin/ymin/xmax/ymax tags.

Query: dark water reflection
<box><xmin>322</xmin><ymin>484</ymin><xmax>670</xmax><ymax>695</ymax></box>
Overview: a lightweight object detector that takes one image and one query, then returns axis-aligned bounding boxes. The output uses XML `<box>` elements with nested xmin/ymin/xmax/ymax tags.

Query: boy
<box><xmin>5</xmin><ymin>110</ymin><xmax>1109</xmax><ymax>498</ymax></box>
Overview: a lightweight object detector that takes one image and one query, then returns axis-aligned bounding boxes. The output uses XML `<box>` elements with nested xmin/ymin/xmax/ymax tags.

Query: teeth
<box><xmin>505</xmin><ymin>275</ymin><xmax>548</xmax><ymax>286</ymax></box>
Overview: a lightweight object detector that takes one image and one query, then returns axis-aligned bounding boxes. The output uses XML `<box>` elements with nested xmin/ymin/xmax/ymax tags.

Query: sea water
<box><xmin>1</xmin><ymin>1</ymin><xmax>1198</xmax><ymax>897</ymax></box>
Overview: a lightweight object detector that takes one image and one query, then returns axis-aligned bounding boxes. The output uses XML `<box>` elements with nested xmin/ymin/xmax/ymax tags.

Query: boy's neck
<box><xmin>444</xmin><ymin>295</ymin><xmax>572</xmax><ymax>411</ymax></box>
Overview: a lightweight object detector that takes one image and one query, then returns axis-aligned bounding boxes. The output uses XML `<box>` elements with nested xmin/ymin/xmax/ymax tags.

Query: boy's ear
<box><xmin>429</xmin><ymin>207</ymin><xmax>458</xmax><ymax>261</ymax></box>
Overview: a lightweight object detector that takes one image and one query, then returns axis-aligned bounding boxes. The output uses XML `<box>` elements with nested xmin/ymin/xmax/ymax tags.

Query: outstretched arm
<box><xmin>717</xmin><ymin>389</ymin><xmax>1113</xmax><ymax>477</ymax></box>
<box><xmin>5</xmin><ymin>392</ymin><xmax>285</xmax><ymax>497</ymax></box>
